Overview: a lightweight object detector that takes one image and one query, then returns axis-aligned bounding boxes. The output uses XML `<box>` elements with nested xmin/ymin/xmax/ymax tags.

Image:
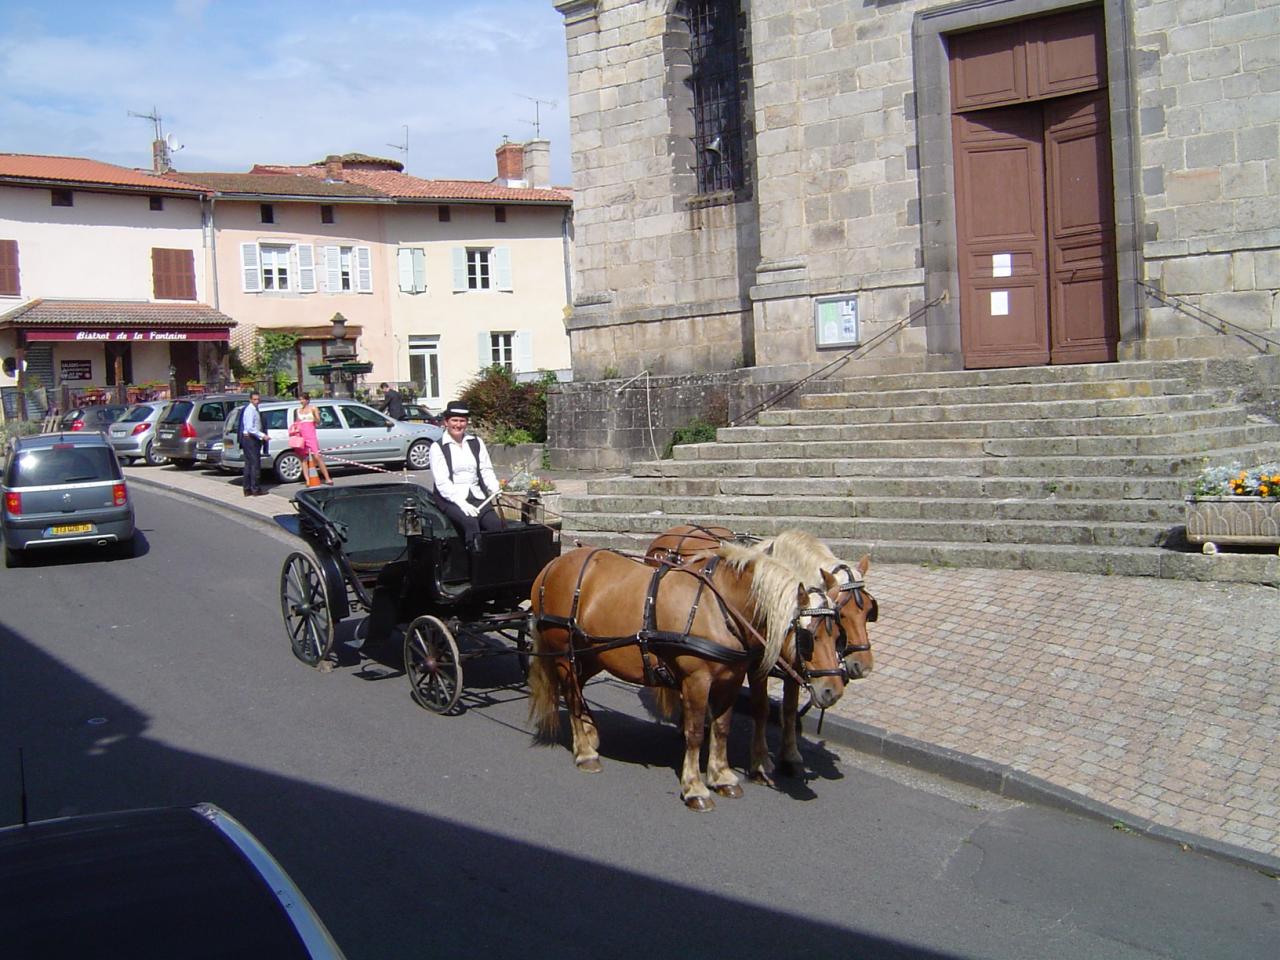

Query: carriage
<box><xmin>279</xmin><ymin>482</ymin><xmax>560</xmax><ymax>713</ymax></box>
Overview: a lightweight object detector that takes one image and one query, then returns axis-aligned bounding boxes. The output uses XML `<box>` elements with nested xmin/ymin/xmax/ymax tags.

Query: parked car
<box><xmin>398</xmin><ymin>402</ymin><xmax>442</xmax><ymax>426</ymax></box>
<box><xmin>0</xmin><ymin>803</ymin><xmax>347</xmax><ymax>958</ymax></box>
<box><xmin>194</xmin><ymin>436</ymin><xmax>226</xmax><ymax>469</ymax></box>
<box><xmin>152</xmin><ymin>393</ymin><xmax>251</xmax><ymax>469</ymax></box>
<box><xmin>222</xmin><ymin>398</ymin><xmax>442</xmax><ymax>483</ymax></box>
<box><xmin>2</xmin><ymin>431</ymin><xmax>135</xmax><ymax>567</ymax></box>
<box><xmin>106</xmin><ymin>401</ymin><xmax>170</xmax><ymax>466</ymax></box>
<box><xmin>57</xmin><ymin>404</ymin><xmax>129</xmax><ymax>434</ymax></box>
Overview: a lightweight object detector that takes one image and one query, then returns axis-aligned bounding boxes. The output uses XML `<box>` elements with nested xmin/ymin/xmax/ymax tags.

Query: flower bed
<box><xmin>1185</xmin><ymin>462</ymin><xmax>1280</xmax><ymax>554</ymax></box>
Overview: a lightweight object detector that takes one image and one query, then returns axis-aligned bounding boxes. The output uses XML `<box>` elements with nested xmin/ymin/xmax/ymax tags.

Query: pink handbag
<box><xmin>288</xmin><ymin>421</ymin><xmax>306</xmax><ymax>450</ymax></box>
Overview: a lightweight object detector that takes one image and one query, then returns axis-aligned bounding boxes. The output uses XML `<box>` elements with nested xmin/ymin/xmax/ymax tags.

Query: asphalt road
<box><xmin>1</xmin><ymin>486</ymin><xmax>1276</xmax><ymax>959</ymax></box>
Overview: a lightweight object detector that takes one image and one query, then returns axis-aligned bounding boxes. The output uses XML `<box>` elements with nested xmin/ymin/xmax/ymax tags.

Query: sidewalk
<box><xmin>126</xmin><ymin>462</ymin><xmax>1280</xmax><ymax>873</ymax></box>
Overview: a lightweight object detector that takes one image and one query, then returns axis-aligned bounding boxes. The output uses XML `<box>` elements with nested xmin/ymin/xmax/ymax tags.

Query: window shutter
<box><xmin>324</xmin><ymin>246</ymin><xmax>341</xmax><ymax>293</ymax></box>
<box><xmin>452</xmin><ymin>248</ymin><xmax>468</xmax><ymax>291</ymax></box>
<box><xmin>477</xmin><ymin>332</ymin><xmax>491</xmax><ymax>368</ymax></box>
<box><xmin>494</xmin><ymin>247</ymin><xmax>512</xmax><ymax>291</ymax></box>
<box><xmin>412</xmin><ymin>248</ymin><xmax>427</xmax><ymax>292</ymax></box>
<box><xmin>241</xmin><ymin>243</ymin><xmax>261</xmax><ymax>293</ymax></box>
<box><xmin>152</xmin><ymin>248</ymin><xmax>171</xmax><ymax>299</ymax></box>
<box><xmin>0</xmin><ymin>240</ymin><xmax>19</xmax><ymax>296</ymax></box>
<box><xmin>355</xmin><ymin>246</ymin><xmax>373</xmax><ymax>293</ymax></box>
<box><xmin>514</xmin><ymin>330</ymin><xmax>534</xmax><ymax>373</ymax></box>
<box><xmin>398</xmin><ymin>248</ymin><xmax>415</xmax><ymax>292</ymax></box>
<box><xmin>297</xmin><ymin>244</ymin><xmax>317</xmax><ymax>292</ymax></box>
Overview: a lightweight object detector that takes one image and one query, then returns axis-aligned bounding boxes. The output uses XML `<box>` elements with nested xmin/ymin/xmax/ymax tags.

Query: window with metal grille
<box><xmin>684</xmin><ymin>0</ymin><xmax>744</xmax><ymax>195</ymax></box>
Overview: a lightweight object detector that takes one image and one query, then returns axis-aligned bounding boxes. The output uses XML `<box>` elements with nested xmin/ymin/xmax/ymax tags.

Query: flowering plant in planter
<box><xmin>1190</xmin><ymin>461</ymin><xmax>1280</xmax><ymax>498</ymax></box>
<box><xmin>500</xmin><ymin>471</ymin><xmax>556</xmax><ymax>494</ymax></box>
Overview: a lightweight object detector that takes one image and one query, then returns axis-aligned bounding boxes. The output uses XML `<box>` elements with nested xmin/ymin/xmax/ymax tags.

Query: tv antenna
<box><xmin>518</xmin><ymin>95</ymin><xmax>557</xmax><ymax>139</ymax></box>
<box><xmin>128</xmin><ymin>106</ymin><xmax>165</xmax><ymax>141</ymax></box>
<box><xmin>387</xmin><ymin>125</ymin><xmax>409</xmax><ymax>165</ymax></box>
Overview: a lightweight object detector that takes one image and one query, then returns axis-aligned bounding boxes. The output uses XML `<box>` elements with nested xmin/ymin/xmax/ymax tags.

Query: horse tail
<box><xmin>526</xmin><ymin>622</ymin><xmax>562</xmax><ymax>740</ymax></box>
<box><xmin>651</xmin><ymin>686</ymin><xmax>683</xmax><ymax>722</ymax></box>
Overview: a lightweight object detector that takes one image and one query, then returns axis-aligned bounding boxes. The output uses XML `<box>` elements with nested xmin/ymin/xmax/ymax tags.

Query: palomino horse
<box><xmin>527</xmin><ymin>545</ymin><xmax>840</xmax><ymax>810</ymax></box>
<box><xmin>646</xmin><ymin>525</ymin><xmax>876</xmax><ymax>782</ymax></box>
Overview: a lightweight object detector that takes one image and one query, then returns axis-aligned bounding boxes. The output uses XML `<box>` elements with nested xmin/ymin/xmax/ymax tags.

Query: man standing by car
<box><xmin>429</xmin><ymin>401</ymin><xmax>502</xmax><ymax>543</ymax></box>
<box><xmin>380</xmin><ymin>382</ymin><xmax>405</xmax><ymax>420</ymax></box>
<box><xmin>240</xmin><ymin>392</ymin><xmax>269</xmax><ymax>496</ymax></box>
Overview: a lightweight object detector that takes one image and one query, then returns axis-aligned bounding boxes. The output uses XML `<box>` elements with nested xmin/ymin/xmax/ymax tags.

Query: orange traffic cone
<box><xmin>306</xmin><ymin>471</ymin><xmax>321</xmax><ymax>488</ymax></box>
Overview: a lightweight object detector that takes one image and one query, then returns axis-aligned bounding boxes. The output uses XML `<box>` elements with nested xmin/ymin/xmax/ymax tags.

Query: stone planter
<box><xmin>1184</xmin><ymin>496</ymin><xmax>1280</xmax><ymax>554</ymax></box>
<box><xmin>497</xmin><ymin>491</ymin><xmax>561</xmax><ymax>528</ymax></box>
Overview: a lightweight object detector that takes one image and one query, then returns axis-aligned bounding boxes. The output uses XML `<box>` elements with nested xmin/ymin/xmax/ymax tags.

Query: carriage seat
<box><xmin>295</xmin><ymin>483</ymin><xmax>458</xmax><ymax>572</ymax></box>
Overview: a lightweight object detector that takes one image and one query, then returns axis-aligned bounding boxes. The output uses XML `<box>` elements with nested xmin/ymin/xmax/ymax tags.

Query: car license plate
<box><xmin>51</xmin><ymin>523</ymin><xmax>93</xmax><ymax>535</ymax></box>
<box><xmin>195</xmin><ymin>452</ymin><xmax>209</xmax><ymax>460</ymax></box>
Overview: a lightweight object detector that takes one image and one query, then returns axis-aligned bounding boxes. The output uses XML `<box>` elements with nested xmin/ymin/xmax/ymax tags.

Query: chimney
<box><xmin>495</xmin><ymin>141</ymin><xmax>525</xmax><ymax>185</ymax></box>
<box><xmin>152</xmin><ymin>138</ymin><xmax>171</xmax><ymax>174</ymax></box>
<box><xmin>324</xmin><ymin>155</ymin><xmax>344</xmax><ymax>182</ymax></box>
<box><xmin>523</xmin><ymin>139</ymin><xmax>550</xmax><ymax>189</ymax></box>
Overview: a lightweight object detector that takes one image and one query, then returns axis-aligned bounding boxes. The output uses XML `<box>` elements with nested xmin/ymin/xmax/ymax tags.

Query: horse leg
<box><xmin>564</xmin><ymin>666</ymin><xmax>603</xmax><ymax>773</ymax></box>
<box><xmin>779</xmin><ymin>677</ymin><xmax>805</xmax><ymax>777</ymax></box>
<box><xmin>707</xmin><ymin>699</ymin><xmax>744</xmax><ymax>799</ymax></box>
<box><xmin>680</xmin><ymin>671</ymin><xmax>715</xmax><ymax>811</ymax></box>
<box><xmin>746</xmin><ymin>672</ymin><xmax>775</xmax><ymax>786</ymax></box>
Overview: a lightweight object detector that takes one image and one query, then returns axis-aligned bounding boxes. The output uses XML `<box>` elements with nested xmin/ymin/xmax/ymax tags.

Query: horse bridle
<box><xmin>792</xmin><ymin>569</ymin><xmax>876</xmax><ymax>683</ymax></box>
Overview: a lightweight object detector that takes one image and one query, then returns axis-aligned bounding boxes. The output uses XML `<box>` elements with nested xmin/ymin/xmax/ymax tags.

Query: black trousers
<box><xmin>242</xmin><ymin>435</ymin><xmax>264</xmax><ymax>492</ymax></box>
<box><xmin>438</xmin><ymin>496</ymin><xmax>503</xmax><ymax>544</ymax></box>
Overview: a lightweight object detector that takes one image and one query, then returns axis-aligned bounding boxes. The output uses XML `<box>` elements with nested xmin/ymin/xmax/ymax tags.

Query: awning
<box><xmin>0</xmin><ymin>299</ymin><xmax>236</xmax><ymax>338</ymax></box>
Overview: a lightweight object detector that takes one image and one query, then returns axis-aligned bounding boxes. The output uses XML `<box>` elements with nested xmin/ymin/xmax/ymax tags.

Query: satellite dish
<box><xmin>165</xmin><ymin>132</ymin><xmax>184</xmax><ymax>152</ymax></box>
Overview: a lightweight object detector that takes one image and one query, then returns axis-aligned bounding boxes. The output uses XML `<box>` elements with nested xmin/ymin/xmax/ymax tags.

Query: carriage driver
<box><xmin>429</xmin><ymin>401</ymin><xmax>504</xmax><ymax>544</ymax></box>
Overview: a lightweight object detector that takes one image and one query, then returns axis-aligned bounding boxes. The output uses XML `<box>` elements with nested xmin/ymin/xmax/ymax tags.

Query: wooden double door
<box><xmin>950</xmin><ymin>8</ymin><xmax>1118</xmax><ymax>368</ymax></box>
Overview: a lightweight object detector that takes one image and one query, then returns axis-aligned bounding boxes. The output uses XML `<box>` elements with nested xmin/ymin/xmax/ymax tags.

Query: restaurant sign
<box><xmin>24</xmin><ymin>328</ymin><xmax>230</xmax><ymax>342</ymax></box>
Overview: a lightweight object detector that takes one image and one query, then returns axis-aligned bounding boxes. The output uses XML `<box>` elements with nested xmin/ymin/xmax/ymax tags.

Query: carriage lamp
<box><xmin>397</xmin><ymin>497</ymin><xmax>423</xmax><ymax>538</ymax></box>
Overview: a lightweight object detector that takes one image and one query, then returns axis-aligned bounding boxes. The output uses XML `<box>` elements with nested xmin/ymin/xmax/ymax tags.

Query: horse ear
<box><xmin>856</xmin><ymin>554</ymin><xmax>871</xmax><ymax>577</ymax></box>
<box><xmin>821</xmin><ymin>568</ymin><xmax>838</xmax><ymax>592</ymax></box>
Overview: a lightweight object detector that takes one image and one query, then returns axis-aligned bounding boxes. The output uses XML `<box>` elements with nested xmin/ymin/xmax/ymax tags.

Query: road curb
<box><xmin>811</xmin><ymin>709</ymin><xmax>1280</xmax><ymax>878</ymax></box>
<box><xmin>128</xmin><ymin>472</ymin><xmax>297</xmax><ymax>536</ymax></box>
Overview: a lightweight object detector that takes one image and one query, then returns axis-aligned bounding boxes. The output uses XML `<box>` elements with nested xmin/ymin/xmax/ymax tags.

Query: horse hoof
<box><xmin>684</xmin><ymin>795</ymin><xmax>715</xmax><ymax>812</ymax></box>
<box><xmin>712</xmin><ymin>783</ymin><xmax>744</xmax><ymax>799</ymax></box>
<box><xmin>748</xmin><ymin>770</ymin><xmax>775</xmax><ymax>787</ymax></box>
<box><xmin>576</xmin><ymin>758</ymin><xmax>603</xmax><ymax>774</ymax></box>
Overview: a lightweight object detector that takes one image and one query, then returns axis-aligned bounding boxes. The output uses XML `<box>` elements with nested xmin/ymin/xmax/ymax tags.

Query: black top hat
<box><xmin>442</xmin><ymin>401</ymin><xmax>470</xmax><ymax>419</ymax></box>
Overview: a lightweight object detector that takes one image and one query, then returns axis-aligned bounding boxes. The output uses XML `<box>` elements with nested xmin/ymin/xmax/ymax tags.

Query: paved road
<box><xmin>1</xmin><ymin>486</ymin><xmax>1276</xmax><ymax>959</ymax></box>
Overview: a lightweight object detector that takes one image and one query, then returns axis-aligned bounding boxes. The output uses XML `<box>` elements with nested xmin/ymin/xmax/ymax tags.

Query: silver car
<box><xmin>107</xmin><ymin>401</ymin><xmax>170</xmax><ymax>466</ymax></box>
<box><xmin>221</xmin><ymin>399</ymin><xmax>442</xmax><ymax>483</ymax></box>
<box><xmin>2</xmin><ymin>432</ymin><xmax>136</xmax><ymax>567</ymax></box>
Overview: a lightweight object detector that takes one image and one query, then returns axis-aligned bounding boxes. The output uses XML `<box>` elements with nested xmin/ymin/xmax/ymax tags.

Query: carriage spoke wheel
<box><xmin>280</xmin><ymin>552</ymin><xmax>334</xmax><ymax>667</ymax></box>
<box><xmin>405</xmin><ymin>615</ymin><xmax>462</xmax><ymax>714</ymax></box>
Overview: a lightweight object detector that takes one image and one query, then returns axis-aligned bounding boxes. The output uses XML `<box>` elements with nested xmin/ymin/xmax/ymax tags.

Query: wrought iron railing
<box><xmin>1138</xmin><ymin>280</ymin><xmax>1279</xmax><ymax>354</ymax></box>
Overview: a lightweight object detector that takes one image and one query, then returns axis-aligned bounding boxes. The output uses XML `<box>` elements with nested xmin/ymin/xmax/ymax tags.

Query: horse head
<box><xmin>822</xmin><ymin>556</ymin><xmax>876</xmax><ymax>683</ymax></box>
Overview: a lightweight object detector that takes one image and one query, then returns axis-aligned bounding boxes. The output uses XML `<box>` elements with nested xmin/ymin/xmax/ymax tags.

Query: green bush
<box><xmin>459</xmin><ymin>366</ymin><xmax>553</xmax><ymax>443</ymax></box>
<box><xmin>662</xmin><ymin>418</ymin><xmax>719</xmax><ymax>458</ymax></box>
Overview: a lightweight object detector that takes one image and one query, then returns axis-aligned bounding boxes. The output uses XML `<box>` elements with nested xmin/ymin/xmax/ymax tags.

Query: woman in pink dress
<box><xmin>295</xmin><ymin>393</ymin><xmax>333</xmax><ymax>485</ymax></box>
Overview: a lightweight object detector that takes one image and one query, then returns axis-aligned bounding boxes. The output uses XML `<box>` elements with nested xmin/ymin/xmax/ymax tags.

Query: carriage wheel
<box><xmin>405</xmin><ymin>615</ymin><xmax>463</xmax><ymax>714</ymax></box>
<box><xmin>280</xmin><ymin>552</ymin><xmax>335</xmax><ymax>667</ymax></box>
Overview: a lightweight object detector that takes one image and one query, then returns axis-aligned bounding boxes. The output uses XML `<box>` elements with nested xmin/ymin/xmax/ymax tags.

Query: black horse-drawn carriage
<box><xmin>279</xmin><ymin>482</ymin><xmax>560</xmax><ymax>713</ymax></box>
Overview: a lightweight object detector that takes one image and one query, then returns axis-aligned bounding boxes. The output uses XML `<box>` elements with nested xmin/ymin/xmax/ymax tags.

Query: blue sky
<box><xmin>0</xmin><ymin>0</ymin><xmax>572</xmax><ymax>183</ymax></box>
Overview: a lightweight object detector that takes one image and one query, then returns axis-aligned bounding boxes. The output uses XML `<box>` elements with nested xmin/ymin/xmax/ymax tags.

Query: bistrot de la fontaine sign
<box><xmin>23</xmin><ymin>328</ymin><xmax>230</xmax><ymax>342</ymax></box>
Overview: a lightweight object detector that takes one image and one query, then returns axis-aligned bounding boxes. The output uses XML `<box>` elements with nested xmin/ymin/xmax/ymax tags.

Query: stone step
<box><xmin>640</xmin><ymin>443</ymin><xmax>1280</xmax><ymax>480</ymax></box>
<box><xmin>565</xmin><ymin>510</ymin><xmax>1172</xmax><ymax>548</ymax></box>
<box><xmin>561</xmin><ymin>528</ymin><xmax>1280</xmax><ymax>585</ymax></box>
<box><xmin>588</xmin><ymin>474</ymin><xmax>1191</xmax><ymax>500</ymax></box>
<box><xmin>564</xmin><ymin>493</ymin><xmax>1185</xmax><ymax>524</ymax></box>
<box><xmin>803</xmin><ymin>377</ymin><xmax>1194</xmax><ymax>410</ymax></box>
<box><xmin>741</xmin><ymin>405</ymin><xmax>1247</xmax><ymax>441</ymax></box>
<box><xmin>757</xmin><ymin>392</ymin><xmax>1218</xmax><ymax>427</ymax></box>
<box><xmin>815</xmin><ymin>358</ymin><xmax>1209</xmax><ymax>394</ymax></box>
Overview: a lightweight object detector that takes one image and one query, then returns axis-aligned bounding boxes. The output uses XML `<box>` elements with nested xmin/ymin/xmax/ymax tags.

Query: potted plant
<box><xmin>498</xmin><ymin>471</ymin><xmax>560</xmax><ymax>526</ymax></box>
<box><xmin>1185</xmin><ymin>461</ymin><xmax>1280</xmax><ymax>554</ymax></box>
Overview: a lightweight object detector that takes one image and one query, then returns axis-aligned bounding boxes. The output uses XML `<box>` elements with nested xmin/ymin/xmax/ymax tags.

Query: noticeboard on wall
<box><xmin>814</xmin><ymin>294</ymin><xmax>859</xmax><ymax>349</ymax></box>
<box><xmin>60</xmin><ymin>359</ymin><xmax>93</xmax><ymax>382</ymax></box>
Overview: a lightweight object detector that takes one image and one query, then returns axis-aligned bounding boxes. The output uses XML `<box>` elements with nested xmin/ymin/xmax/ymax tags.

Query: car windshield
<box><xmin>7</xmin><ymin>446</ymin><xmax>120</xmax><ymax>487</ymax></box>
<box><xmin>121</xmin><ymin>405</ymin><xmax>154</xmax><ymax>423</ymax></box>
<box><xmin>161</xmin><ymin>401</ymin><xmax>194</xmax><ymax>424</ymax></box>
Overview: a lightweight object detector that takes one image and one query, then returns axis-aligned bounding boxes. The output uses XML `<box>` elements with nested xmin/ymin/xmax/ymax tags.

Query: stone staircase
<box><xmin>560</xmin><ymin>358</ymin><xmax>1280</xmax><ymax>583</ymax></box>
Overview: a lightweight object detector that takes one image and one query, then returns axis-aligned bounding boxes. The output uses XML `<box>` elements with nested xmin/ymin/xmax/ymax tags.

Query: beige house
<box><xmin>182</xmin><ymin>143</ymin><xmax>573</xmax><ymax>405</ymax></box>
<box><xmin>0</xmin><ymin>154</ymin><xmax>233</xmax><ymax>415</ymax></box>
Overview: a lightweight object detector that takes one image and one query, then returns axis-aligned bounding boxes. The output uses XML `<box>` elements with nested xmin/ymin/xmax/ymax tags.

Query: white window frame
<box><xmin>322</xmin><ymin>244</ymin><xmax>373</xmax><ymax>294</ymax></box>
<box><xmin>260</xmin><ymin>244</ymin><xmax>291</xmax><ymax>291</ymax></box>
<box><xmin>408</xmin><ymin>335</ymin><xmax>441</xmax><ymax>404</ymax></box>
<box><xmin>452</xmin><ymin>246</ymin><xmax>512</xmax><ymax>292</ymax></box>
<box><xmin>240</xmin><ymin>241</ymin><xmax>318</xmax><ymax>294</ymax></box>
<box><xmin>476</xmin><ymin>330</ymin><xmax>532</xmax><ymax>373</ymax></box>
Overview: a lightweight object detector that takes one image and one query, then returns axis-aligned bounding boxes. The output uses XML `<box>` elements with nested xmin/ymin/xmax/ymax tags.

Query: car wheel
<box><xmin>4</xmin><ymin>544</ymin><xmax>21</xmax><ymax>569</ymax></box>
<box><xmin>274</xmin><ymin>452</ymin><xmax>304</xmax><ymax>483</ymax></box>
<box><xmin>143</xmin><ymin>441</ymin><xmax>169</xmax><ymax>466</ymax></box>
<box><xmin>406</xmin><ymin>438</ymin><xmax>431</xmax><ymax>471</ymax></box>
<box><xmin>171</xmin><ymin>458</ymin><xmax>196</xmax><ymax>470</ymax></box>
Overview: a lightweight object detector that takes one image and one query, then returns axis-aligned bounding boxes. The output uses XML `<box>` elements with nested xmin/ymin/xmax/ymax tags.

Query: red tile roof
<box><xmin>0</xmin><ymin>299</ymin><xmax>235</xmax><ymax>328</ymax></box>
<box><xmin>0</xmin><ymin>154</ymin><xmax>208</xmax><ymax>193</ymax></box>
<box><xmin>172</xmin><ymin>171</ymin><xmax>386</xmax><ymax>199</ymax></box>
<box><xmin>253</xmin><ymin>163</ymin><xmax>571</xmax><ymax>204</ymax></box>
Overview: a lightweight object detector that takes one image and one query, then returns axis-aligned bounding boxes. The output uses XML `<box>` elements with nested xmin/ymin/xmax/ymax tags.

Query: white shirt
<box><xmin>429</xmin><ymin>432</ymin><xmax>499</xmax><ymax>506</ymax></box>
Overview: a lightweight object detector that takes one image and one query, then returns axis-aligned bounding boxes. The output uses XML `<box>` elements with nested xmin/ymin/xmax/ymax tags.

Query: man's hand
<box><xmin>460</xmin><ymin>502</ymin><xmax>480</xmax><ymax>518</ymax></box>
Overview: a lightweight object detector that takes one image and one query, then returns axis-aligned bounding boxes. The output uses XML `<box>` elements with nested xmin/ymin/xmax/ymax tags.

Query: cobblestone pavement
<box><xmin>126</xmin><ymin>463</ymin><xmax>1280</xmax><ymax>865</ymax></box>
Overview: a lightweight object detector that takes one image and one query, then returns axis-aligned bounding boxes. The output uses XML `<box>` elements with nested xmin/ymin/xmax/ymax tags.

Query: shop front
<box><xmin>0</xmin><ymin>300</ymin><xmax>235</xmax><ymax>420</ymax></box>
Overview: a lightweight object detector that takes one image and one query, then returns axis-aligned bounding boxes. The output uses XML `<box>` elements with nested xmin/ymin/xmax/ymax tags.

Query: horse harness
<box><xmin>784</xmin><ymin>562</ymin><xmax>875</xmax><ymax>685</ymax></box>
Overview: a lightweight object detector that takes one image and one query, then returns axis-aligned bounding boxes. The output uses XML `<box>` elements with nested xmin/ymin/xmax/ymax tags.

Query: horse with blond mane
<box><xmin>527</xmin><ymin>543</ymin><xmax>843</xmax><ymax>810</ymax></box>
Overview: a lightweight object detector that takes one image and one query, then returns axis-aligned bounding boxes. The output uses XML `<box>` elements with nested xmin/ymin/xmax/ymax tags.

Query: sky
<box><xmin>0</xmin><ymin>0</ymin><xmax>573</xmax><ymax>184</ymax></box>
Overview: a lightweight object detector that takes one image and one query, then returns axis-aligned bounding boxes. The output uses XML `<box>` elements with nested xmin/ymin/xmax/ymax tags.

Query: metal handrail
<box><xmin>729</xmin><ymin>290</ymin><xmax>948</xmax><ymax>427</ymax></box>
<box><xmin>1138</xmin><ymin>280</ymin><xmax>1279</xmax><ymax>354</ymax></box>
